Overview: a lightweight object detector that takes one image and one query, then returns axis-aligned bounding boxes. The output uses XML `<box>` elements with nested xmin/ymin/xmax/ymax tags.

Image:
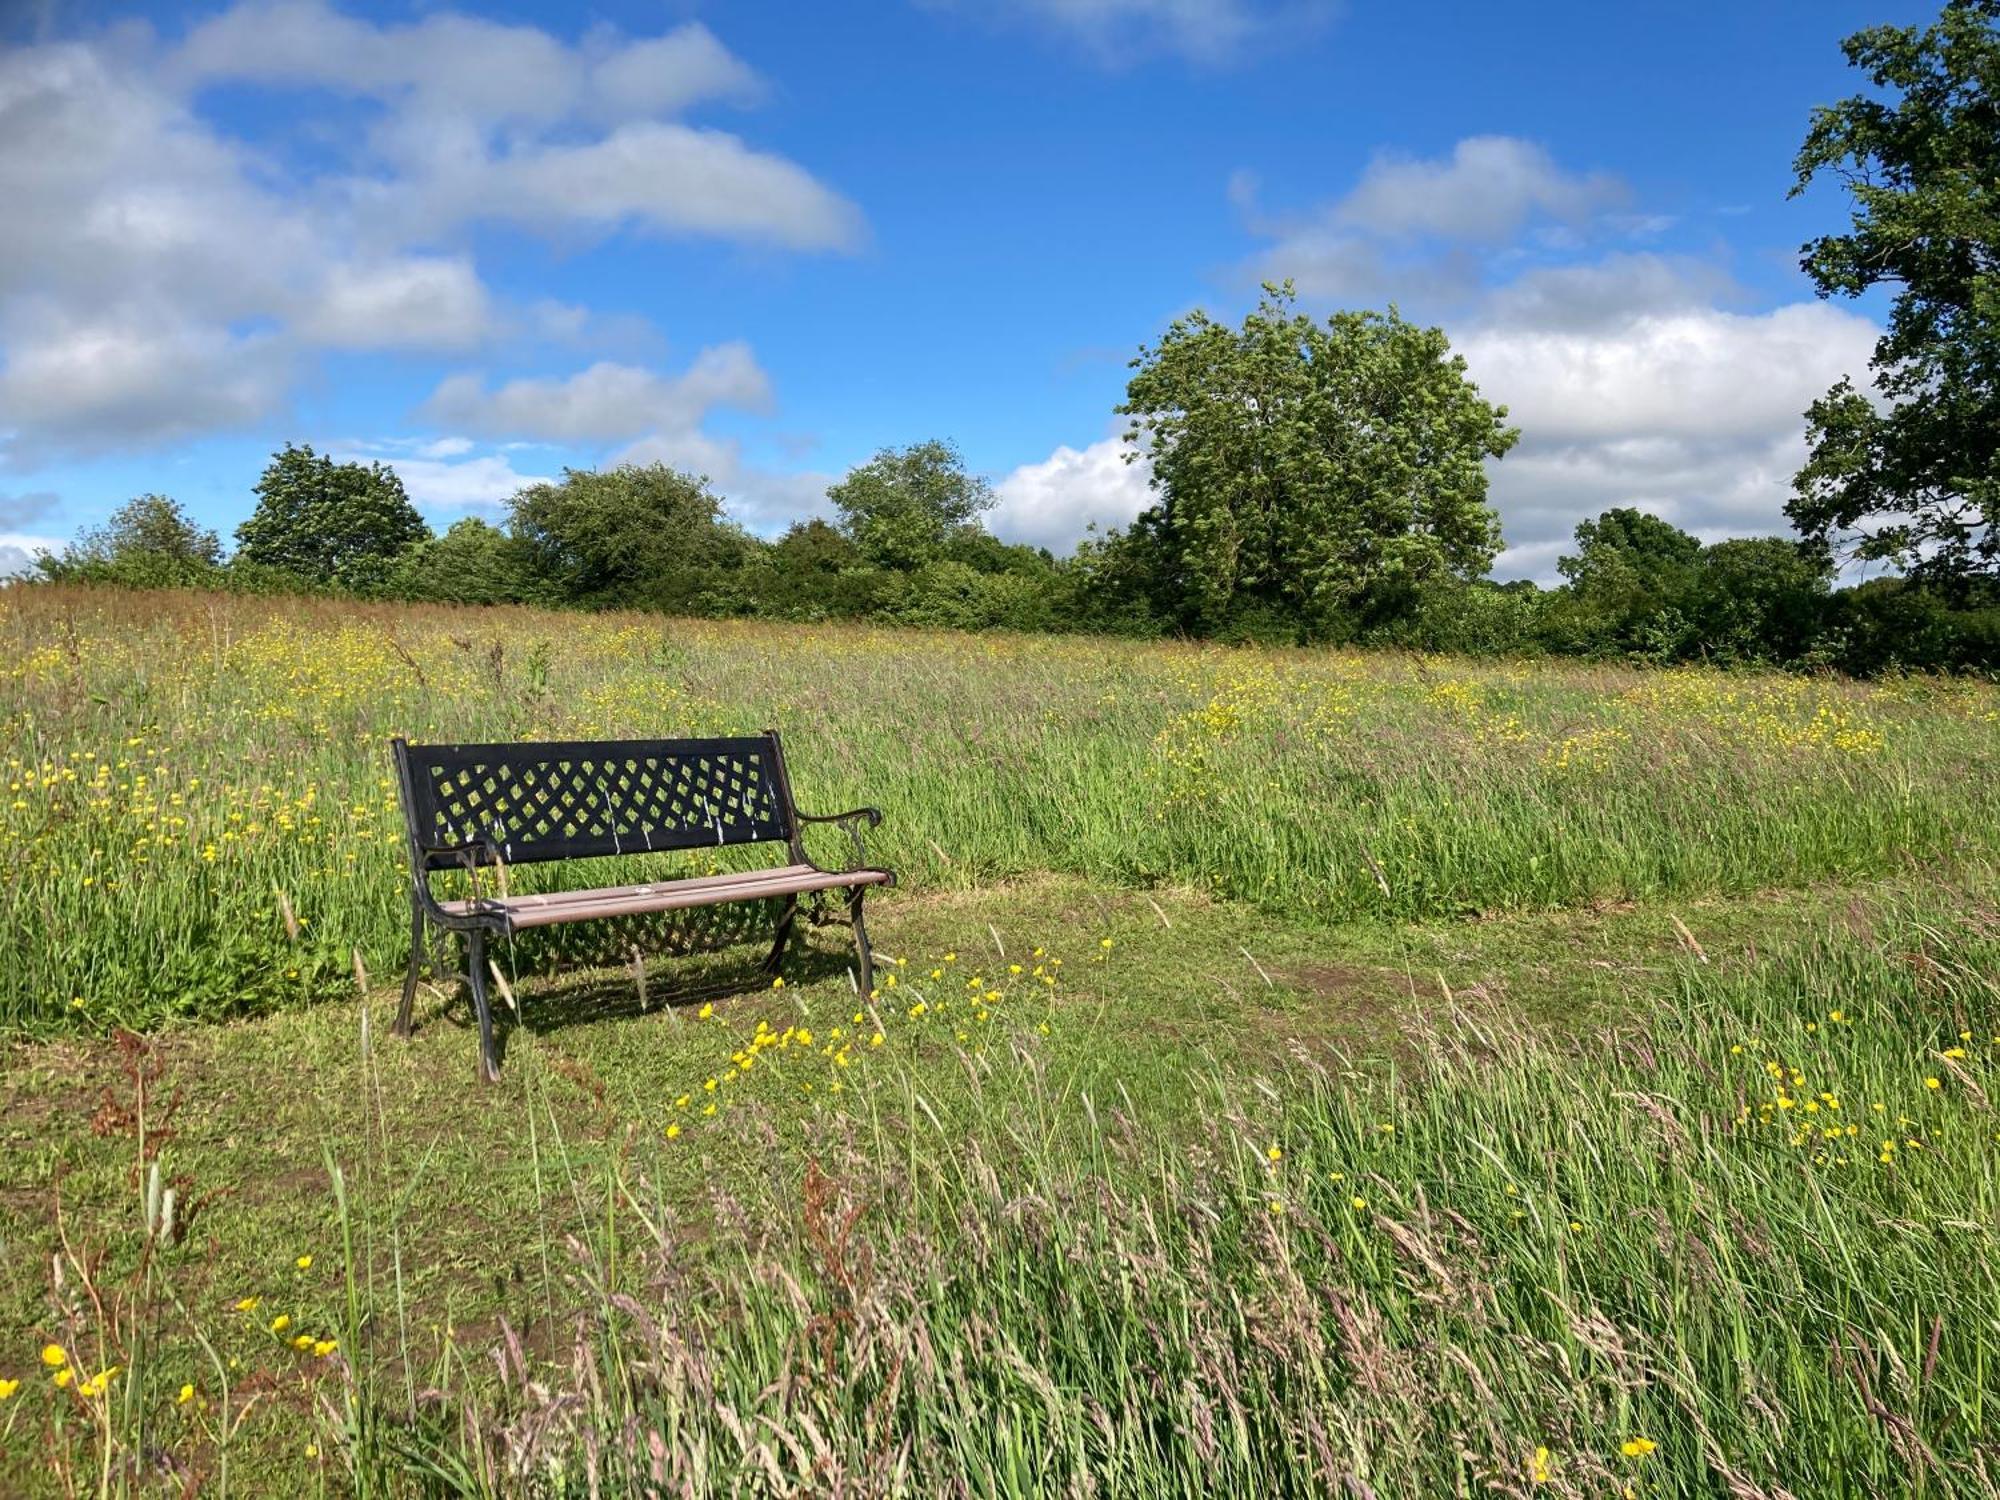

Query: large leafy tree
<box><xmin>827</xmin><ymin>440</ymin><xmax>994</xmax><ymax>571</ymax></box>
<box><xmin>506</xmin><ymin>463</ymin><xmax>750</xmax><ymax>609</ymax></box>
<box><xmin>42</xmin><ymin>494</ymin><xmax>221</xmax><ymax>586</ymax></box>
<box><xmin>1558</xmin><ymin>507</ymin><xmax>1704</xmax><ymax>613</ymax></box>
<box><xmin>235</xmin><ymin>444</ymin><xmax>428</xmax><ymax>591</ymax></box>
<box><xmin>1789</xmin><ymin>0</ymin><xmax>2000</xmax><ymax>585</ymax></box>
<box><xmin>1117</xmin><ymin>284</ymin><xmax>1517</xmax><ymax>638</ymax></box>
<box><xmin>390</xmin><ymin>517</ymin><xmax>527</xmax><ymax>606</ymax></box>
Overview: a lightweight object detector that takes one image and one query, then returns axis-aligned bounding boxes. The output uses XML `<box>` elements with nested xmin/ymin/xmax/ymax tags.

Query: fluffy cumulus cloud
<box><xmin>1456</xmin><ymin>261</ymin><xmax>1880</xmax><ymax>580</ymax></box>
<box><xmin>422</xmin><ymin>346</ymin><xmax>774</xmax><ymax>444</ymax></box>
<box><xmin>1336</xmin><ymin>136</ymin><xmax>1625</xmax><ymax>243</ymax></box>
<box><xmin>295</xmin><ymin>258</ymin><xmax>493</xmax><ymax>353</ymax></box>
<box><xmin>0</xmin><ymin>3</ymin><xmax>858</xmax><ymax>469</ymax></box>
<box><xmin>1240</xmin><ymin>135</ymin><xmax>1630</xmax><ymax>302</ymax></box>
<box><xmin>991</xmin><ymin>435</ymin><xmax>1154</xmax><ymax>551</ymax></box>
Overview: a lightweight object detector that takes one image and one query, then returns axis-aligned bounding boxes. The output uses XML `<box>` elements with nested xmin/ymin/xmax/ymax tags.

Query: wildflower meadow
<box><xmin>2</xmin><ymin>584</ymin><xmax>1997</xmax><ymax>1496</ymax></box>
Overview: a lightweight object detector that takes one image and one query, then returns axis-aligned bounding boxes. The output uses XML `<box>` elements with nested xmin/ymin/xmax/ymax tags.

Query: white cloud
<box><xmin>423</xmin><ymin>123</ymin><xmax>862</xmax><ymax>251</ymax></box>
<box><xmin>422</xmin><ymin>346</ymin><xmax>773</xmax><ymax>444</ymax></box>
<box><xmin>360</xmin><ymin>451</ymin><xmax>554</xmax><ymax>511</ymax></box>
<box><xmin>0</xmin><ymin>304</ymin><xmax>289</xmax><ymax>466</ymax></box>
<box><xmin>168</xmin><ymin>3</ymin><xmax>858</xmax><ymax>253</ymax></box>
<box><xmin>586</xmin><ymin>25</ymin><xmax>765</xmax><ymax>120</ymax></box>
<box><xmin>1457</xmin><ymin>277</ymin><xmax>1879</xmax><ymax>581</ymax></box>
<box><xmin>992</xmin><ymin>434</ymin><xmax>1154</xmax><ymax>552</ymax></box>
<box><xmin>1337</xmin><ymin>136</ymin><xmax>1625</xmax><ymax>242</ymax></box>
<box><xmin>0</xmin><ymin>5</ymin><xmax>856</xmax><ymax>464</ymax></box>
<box><xmin>1226</xmin><ymin>137</ymin><xmax>1880</xmax><ymax>581</ymax></box>
<box><xmin>170</xmin><ymin>6</ymin><xmax>760</xmax><ymax>129</ymax></box>
<box><xmin>296</xmin><ymin>257</ymin><xmax>492</xmax><ymax>352</ymax></box>
<box><xmin>1239</xmin><ymin>135</ymin><xmax>1630</xmax><ymax>300</ymax></box>
<box><xmin>1476</xmin><ymin>252</ymin><xmax>1738</xmax><ymax>333</ymax></box>
<box><xmin>1461</xmin><ymin>302</ymin><xmax>1875</xmax><ymax>445</ymax></box>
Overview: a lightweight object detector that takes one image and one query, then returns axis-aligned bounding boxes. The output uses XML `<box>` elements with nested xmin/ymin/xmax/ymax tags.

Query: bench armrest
<box><xmin>415</xmin><ymin>834</ymin><xmax>507</xmax><ymax>870</ymax></box>
<box><xmin>409</xmin><ymin>835</ymin><xmax>511</xmax><ymax>928</ymax></box>
<box><xmin>796</xmin><ymin>806</ymin><xmax>883</xmax><ymax>872</ymax></box>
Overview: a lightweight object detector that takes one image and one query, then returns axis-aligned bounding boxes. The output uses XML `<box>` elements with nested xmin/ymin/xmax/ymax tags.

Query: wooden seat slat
<box><xmin>439</xmin><ymin>863</ymin><xmax>892</xmax><ymax>928</ymax></box>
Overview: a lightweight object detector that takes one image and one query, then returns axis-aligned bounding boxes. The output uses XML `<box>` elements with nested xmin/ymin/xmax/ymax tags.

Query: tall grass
<box><xmin>5</xmin><ymin>585</ymin><xmax>1997</xmax><ymax>1032</ymax></box>
<box><xmin>19</xmin><ymin>888</ymin><xmax>1995</xmax><ymax>1495</ymax></box>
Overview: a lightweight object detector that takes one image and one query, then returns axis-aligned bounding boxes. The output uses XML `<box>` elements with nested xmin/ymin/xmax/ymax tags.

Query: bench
<box><xmin>390</xmin><ymin>731</ymin><xmax>893</xmax><ymax>1081</ymax></box>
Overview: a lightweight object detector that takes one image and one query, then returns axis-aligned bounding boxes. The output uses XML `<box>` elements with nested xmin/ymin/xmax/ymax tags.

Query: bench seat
<box><xmin>438</xmin><ymin>862</ymin><xmax>893</xmax><ymax>931</ymax></box>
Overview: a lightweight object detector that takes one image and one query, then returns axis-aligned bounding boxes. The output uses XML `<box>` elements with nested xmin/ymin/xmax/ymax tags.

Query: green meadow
<box><xmin>2</xmin><ymin>585</ymin><xmax>1997</xmax><ymax>1496</ymax></box>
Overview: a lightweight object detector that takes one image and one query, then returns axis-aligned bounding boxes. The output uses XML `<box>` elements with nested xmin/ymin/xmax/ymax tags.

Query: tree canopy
<box><xmin>234</xmin><ymin>444</ymin><xmax>428</xmax><ymax>591</ymax></box>
<box><xmin>506</xmin><ymin>464</ymin><xmax>752</xmax><ymax>610</ymax></box>
<box><xmin>40</xmin><ymin>494</ymin><xmax>222</xmax><ymax>587</ymax></box>
<box><xmin>1115</xmin><ymin>283</ymin><xmax>1517</xmax><ymax>640</ymax></box>
<box><xmin>828</xmin><ymin>440</ymin><xmax>996</xmax><ymax>571</ymax></box>
<box><xmin>1789</xmin><ymin>0</ymin><xmax>2000</xmax><ymax>585</ymax></box>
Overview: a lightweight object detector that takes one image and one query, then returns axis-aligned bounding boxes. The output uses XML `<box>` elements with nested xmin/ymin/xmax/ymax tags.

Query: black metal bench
<box><xmin>390</xmin><ymin>730</ymin><xmax>893</xmax><ymax>1081</ymax></box>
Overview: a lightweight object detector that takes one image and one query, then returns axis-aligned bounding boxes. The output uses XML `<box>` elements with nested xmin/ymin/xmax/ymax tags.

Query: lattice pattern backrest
<box><xmin>398</xmin><ymin>736</ymin><xmax>792</xmax><ymax>867</ymax></box>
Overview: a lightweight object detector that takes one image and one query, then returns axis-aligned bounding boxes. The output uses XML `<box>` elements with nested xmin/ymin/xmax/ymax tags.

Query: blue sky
<box><xmin>0</xmin><ymin>0</ymin><xmax>1931</xmax><ymax>579</ymax></box>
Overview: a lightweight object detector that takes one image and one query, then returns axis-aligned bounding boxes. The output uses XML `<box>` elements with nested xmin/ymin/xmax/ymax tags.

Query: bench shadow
<box><xmin>423</xmin><ymin>901</ymin><xmax>862</xmax><ymax>1063</ymax></box>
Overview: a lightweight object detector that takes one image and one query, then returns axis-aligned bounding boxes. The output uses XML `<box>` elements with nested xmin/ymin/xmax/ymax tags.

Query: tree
<box><xmin>1789</xmin><ymin>0</ymin><xmax>2000</xmax><ymax>585</ymax></box>
<box><xmin>1558</xmin><ymin>508</ymin><xmax>1703</xmax><ymax>609</ymax></box>
<box><xmin>506</xmin><ymin>464</ymin><xmax>749</xmax><ymax>609</ymax></box>
<box><xmin>40</xmin><ymin>494</ymin><xmax>221</xmax><ymax>586</ymax></box>
<box><xmin>1545</xmin><ymin>509</ymin><xmax>1704</xmax><ymax>657</ymax></box>
<box><xmin>1117</xmin><ymin>283</ymin><xmax>1517</xmax><ymax>639</ymax></box>
<box><xmin>235</xmin><ymin>444</ymin><xmax>428</xmax><ymax>591</ymax></box>
<box><xmin>389</xmin><ymin>517</ymin><xmax>527</xmax><ymax>605</ymax></box>
<box><xmin>827</xmin><ymin>440</ymin><xmax>994</xmax><ymax>571</ymax></box>
<box><xmin>1685</xmin><ymin>537</ymin><xmax>1835</xmax><ymax>664</ymax></box>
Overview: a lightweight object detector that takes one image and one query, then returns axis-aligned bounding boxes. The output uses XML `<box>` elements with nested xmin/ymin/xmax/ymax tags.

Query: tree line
<box><xmin>25</xmin><ymin>0</ymin><xmax>2000</xmax><ymax>676</ymax></box>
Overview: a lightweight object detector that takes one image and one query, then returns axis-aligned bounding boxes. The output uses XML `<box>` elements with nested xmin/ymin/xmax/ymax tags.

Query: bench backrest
<box><xmin>393</xmin><ymin>732</ymin><xmax>799</xmax><ymax>870</ymax></box>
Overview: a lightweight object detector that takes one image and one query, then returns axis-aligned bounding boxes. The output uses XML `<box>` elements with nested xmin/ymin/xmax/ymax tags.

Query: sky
<box><xmin>0</xmin><ymin>0</ymin><xmax>1933</xmax><ymax>581</ymax></box>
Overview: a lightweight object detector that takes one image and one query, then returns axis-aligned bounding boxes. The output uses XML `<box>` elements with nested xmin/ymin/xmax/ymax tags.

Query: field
<box><xmin>2</xmin><ymin>584</ymin><xmax>1998</xmax><ymax>1497</ymax></box>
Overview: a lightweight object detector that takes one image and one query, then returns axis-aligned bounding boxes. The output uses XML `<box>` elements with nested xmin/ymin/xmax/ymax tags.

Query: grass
<box><xmin>5</xmin><ymin>584</ymin><xmax>1998</xmax><ymax>1031</ymax></box>
<box><xmin>2</xmin><ymin>583</ymin><xmax>1997</xmax><ymax>1495</ymax></box>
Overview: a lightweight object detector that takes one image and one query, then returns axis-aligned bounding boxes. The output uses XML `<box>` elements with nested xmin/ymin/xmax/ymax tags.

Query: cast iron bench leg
<box><xmin>762</xmin><ymin>894</ymin><xmax>798</xmax><ymax>975</ymax></box>
<box><xmin>848</xmin><ymin>886</ymin><xmax>874</xmax><ymax>999</ymax></box>
<box><xmin>393</xmin><ymin>892</ymin><xmax>424</xmax><ymax>1038</ymax></box>
<box><xmin>467</xmin><ymin>928</ymin><xmax>502</xmax><ymax>1084</ymax></box>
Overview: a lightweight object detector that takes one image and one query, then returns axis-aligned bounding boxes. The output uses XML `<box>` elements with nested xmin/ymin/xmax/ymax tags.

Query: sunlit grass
<box><xmin>5</xmin><ymin>883</ymin><xmax>1994</xmax><ymax>1496</ymax></box>
<box><xmin>4</xmin><ymin>583</ymin><xmax>1998</xmax><ymax>1496</ymax></box>
<box><xmin>5</xmin><ymin>584</ymin><xmax>1997</xmax><ymax>1032</ymax></box>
